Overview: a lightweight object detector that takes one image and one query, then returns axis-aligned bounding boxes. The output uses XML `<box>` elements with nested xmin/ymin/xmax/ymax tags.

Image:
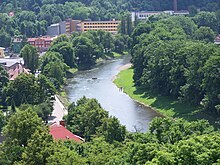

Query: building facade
<box><xmin>0</xmin><ymin>58</ymin><xmax>30</xmax><ymax>80</ymax></box>
<box><xmin>12</xmin><ymin>38</ymin><xmax>23</xmax><ymax>53</ymax></box>
<box><xmin>47</xmin><ymin>21</ymin><xmax>68</xmax><ymax>36</ymax></box>
<box><xmin>27</xmin><ymin>36</ymin><xmax>55</xmax><ymax>52</ymax></box>
<box><xmin>131</xmin><ymin>11</ymin><xmax>163</xmax><ymax>22</ymax></box>
<box><xmin>0</xmin><ymin>47</ymin><xmax>5</xmax><ymax>58</ymax></box>
<box><xmin>81</xmin><ymin>20</ymin><xmax>120</xmax><ymax>34</ymax></box>
<box><xmin>66</xmin><ymin>19</ymin><xmax>82</xmax><ymax>34</ymax></box>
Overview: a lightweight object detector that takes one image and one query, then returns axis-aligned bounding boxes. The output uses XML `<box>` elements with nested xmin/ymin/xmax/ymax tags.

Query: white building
<box><xmin>0</xmin><ymin>47</ymin><xmax>5</xmax><ymax>58</ymax></box>
<box><xmin>131</xmin><ymin>11</ymin><xmax>163</xmax><ymax>22</ymax></box>
<box><xmin>131</xmin><ymin>10</ymin><xmax>189</xmax><ymax>22</ymax></box>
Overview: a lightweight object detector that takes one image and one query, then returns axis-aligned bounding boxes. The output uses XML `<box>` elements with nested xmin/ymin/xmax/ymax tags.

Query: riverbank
<box><xmin>59</xmin><ymin>53</ymin><xmax>127</xmax><ymax>108</ymax></box>
<box><xmin>114</xmin><ymin>67</ymin><xmax>219</xmax><ymax>126</ymax></box>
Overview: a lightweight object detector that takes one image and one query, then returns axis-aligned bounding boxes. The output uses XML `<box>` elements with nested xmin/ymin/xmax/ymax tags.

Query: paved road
<box><xmin>48</xmin><ymin>95</ymin><xmax>68</xmax><ymax>124</ymax></box>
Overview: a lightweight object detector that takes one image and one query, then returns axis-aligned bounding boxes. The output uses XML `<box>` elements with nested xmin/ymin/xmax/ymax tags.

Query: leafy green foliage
<box><xmin>0</xmin><ymin>65</ymin><xmax>8</xmax><ymax>105</ymax></box>
<box><xmin>20</xmin><ymin>44</ymin><xmax>39</xmax><ymax>73</ymax></box>
<box><xmin>98</xmin><ymin>116</ymin><xmax>126</xmax><ymax>143</ymax></box>
<box><xmin>66</xmin><ymin>97</ymin><xmax>108</xmax><ymax>140</ymax></box>
<box><xmin>3</xmin><ymin>108</ymin><xmax>43</xmax><ymax>146</ymax></box>
<box><xmin>193</xmin><ymin>26</ymin><xmax>216</xmax><ymax>42</ymax></box>
<box><xmin>4</xmin><ymin>74</ymin><xmax>55</xmax><ymax>107</ymax></box>
<box><xmin>131</xmin><ymin>15</ymin><xmax>220</xmax><ymax>114</ymax></box>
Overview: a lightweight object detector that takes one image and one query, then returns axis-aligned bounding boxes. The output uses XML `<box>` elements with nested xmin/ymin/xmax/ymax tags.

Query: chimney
<box><xmin>59</xmin><ymin>120</ymin><xmax>65</xmax><ymax>127</ymax></box>
<box><xmin>174</xmin><ymin>0</ymin><xmax>177</xmax><ymax>12</ymax></box>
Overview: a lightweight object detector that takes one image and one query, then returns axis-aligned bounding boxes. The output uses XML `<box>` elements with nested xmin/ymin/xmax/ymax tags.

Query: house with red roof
<box><xmin>49</xmin><ymin>122</ymin><xmax>84</xmax><ymax>142</ymax></box>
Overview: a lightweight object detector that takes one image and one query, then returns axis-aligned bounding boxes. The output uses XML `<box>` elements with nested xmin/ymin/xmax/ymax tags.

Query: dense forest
<box><xmin>131</xmin><ymin>12</ymin><xmax>220</xmax><ymax>117</ymax></box>
<box><xmin>0</xmin><ymin>0</ymin><xmax>220</xmax><ymax>45</ymax></box>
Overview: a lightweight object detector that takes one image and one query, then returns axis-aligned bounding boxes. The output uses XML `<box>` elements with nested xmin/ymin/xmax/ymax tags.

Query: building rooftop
<box><xmin>27</xmin><ymin>36</ymin><xmax>54</xmax><ymax>42</ymax></box>
<box><xmin>49</xmin><ymin>123</ymin><xmax>84</xmax><ymax>142</ymax></box>
<box><xmin>13</xmin><ymin>38</ymin><xmax>23</xmax><ymax>43</ymax></box>
<box><xmin>0</xmin><ymin>58</ymin><xmax>24</xmax><ymax>67</ymax></box>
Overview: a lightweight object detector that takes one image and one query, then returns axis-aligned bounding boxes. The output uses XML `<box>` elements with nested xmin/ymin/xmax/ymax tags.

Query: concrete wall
<box><xmin>47</xmin><ymin>24</ymin><xmax>60</xmax><ymax>36</ymax></box>
<box><xmin>59</xmin><ymin>21</ymin><xmax>66</xmax><ymax>34</ymax></box>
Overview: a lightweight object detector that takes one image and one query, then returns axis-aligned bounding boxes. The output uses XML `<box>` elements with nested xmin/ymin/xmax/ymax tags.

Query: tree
<box><xmin>3</xmin><ymin>108</ymin><xmax>43</xmax><ymax>146</ymax></box>
<box><xmin>73</xmin><ymin>36</ymin><xmax>98</xmax><ymax>68</ymax></box>
<box><xmin>42</xmin><ymin>61</ymin><xmax>66</xmax><ymax>88</ymax></box>
<box><xmin>46</xmin><ymin>144</ymin><xmax>86</xmax><ymax>165</ymax></box>
<box><xmin>0</xmin><ymin>111</ymin><xmax>6</xmax><ymax>132</ymax></box>
<box><xmin>0</xmin><ymin>28</ymin><xmax>11</xmax><ymax>48</ymax></box>
<box><xmin>4</xmin><ymin>74</ymin><xmax>55</xmax><ymax>107</ymax></box>
<box><xmin>18</xmin><ymin>128</ymin><xmax>55</xmax><ymax>165</ymax></box>
<box><xmin>188</xmin><ymin>5</ymin><xmax>198</xmax><ymax>16</ymax></box>
<box><xmin>202</xmin><ymin>55</ymin><xmax>220</xmax><ymax>114</ymax></box>
<box><xmin>20</xmin><ymin>44</ymin><xmax>39</xmax><ymax>73</ymax></box>
<box><xmin>193</xmin><ymin>12</ymin><xmax>218</xmax><ymax>32</ymax></box>
<box><xmin>98</xmin><ymin>116</ymin><xmax>126</xmax><ymax>143</ymax></box>
<box><xmin>193</xmin><ymin>26</ymin><xmax>216</xmax><ymax>42</ymax></box>
<box><xmin>59</xmin><ymin>44</ymin><xmax>76</xmax><ymax>68</ymax></box>
<box><xmin>66</xmin><ymin>97</ymin><xmax>108</xmax><ymax>140</ymax></box>
<box><xmin>0</xmin><ymin>65</ymin><xmax>8</xmax><ymax>104</ymax></box>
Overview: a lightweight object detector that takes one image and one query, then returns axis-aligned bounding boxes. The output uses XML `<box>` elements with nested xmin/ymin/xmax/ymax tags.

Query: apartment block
<box><xmin>27</xmin><ymin>36</ymin><xmax>56</xmax><ymax>52</ymax></box>
<box><xmin>47</xmin><ymin>21</ymin><xmax>67</xmax><ymax>36</ymax></box>
<box><xmin>66</xmin><ymin>19</ymin><xmax>81</xmax><ymax>34</ymax></box>
<box><xmin>81</xmin><ymin>20</ymin><xmax>120</xmax><ymax>34</ymax></box>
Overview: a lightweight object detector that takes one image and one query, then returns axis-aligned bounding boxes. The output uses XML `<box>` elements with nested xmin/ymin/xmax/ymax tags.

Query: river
<box><xmin>65</xmin><ymin>56</ymin><xmax>161</xmax><ymax>132</ymax></box>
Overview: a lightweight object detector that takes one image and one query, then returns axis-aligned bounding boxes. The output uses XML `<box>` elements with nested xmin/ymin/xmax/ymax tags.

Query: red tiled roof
<box><xmin>49</xmin><ymin>123</ymin><xmax>84</xmax><ymax>142</ymax></box>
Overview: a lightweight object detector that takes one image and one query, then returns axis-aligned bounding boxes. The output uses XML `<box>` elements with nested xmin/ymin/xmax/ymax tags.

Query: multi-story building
<box><xmin>48</xmin><ymin>19</ymin><xmax>120</xmax><ymax>35</ymax></box>
<box><xmin>27</xmin><ymin>36</ymin><xmax>55</xmax><ymax>52</ymax></box>
<box><xmin>47</xmin><ymin>21</ymin><xmax>67</xmax><ymax>36</ymax></box>
<box><xmin>131</xmin><ymin>10</ymin><xmax>189</xmax><ymax>22</ymax></box>
<box><xmin>81</xmin><ymin>20</ymin><xmax>120</xmax><ymax>34</ymax></box>
<box><xmin>131</xmin><ymin>11</ymin><xmax>163</xmax><ymax>22</ymax></box>
<box><xmin>66</xmin><ymin>19</ymin><xmax>82</xmax><ymax>34</ymax></box>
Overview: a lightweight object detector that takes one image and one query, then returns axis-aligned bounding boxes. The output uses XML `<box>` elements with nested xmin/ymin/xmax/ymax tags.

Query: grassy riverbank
<box><xmin>114</xmin><ymin>68</ymin><xmax>219</xmax><ymax>125</ymax></box>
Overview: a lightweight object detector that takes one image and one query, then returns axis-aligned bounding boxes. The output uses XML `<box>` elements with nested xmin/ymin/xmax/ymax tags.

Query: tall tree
<box><xmin>20</xmin><ymin>44</ymin><xmax>39</xmax><ymax>73</ymax></box>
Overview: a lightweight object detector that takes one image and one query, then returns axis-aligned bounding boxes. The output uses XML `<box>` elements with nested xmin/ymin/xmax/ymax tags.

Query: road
<box><xmin>48</xmin><ymin>95</ymin><xmax>68</xmax><ymax>124</ymax></box>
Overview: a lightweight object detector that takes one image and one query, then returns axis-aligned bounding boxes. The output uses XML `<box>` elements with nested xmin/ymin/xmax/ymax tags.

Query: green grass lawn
<box><xmin>114</xmin><ymin>68</ymin><xmax>219</xmax><ymax>125</ymax></box>
<box><xmin>112</xmin><ymin>52</ymin><xmax>122</xmax><ymax>58</ymax></box>
<box><xmin>68</xmin><ymin>68</ymin><xmax>78</xmax><ymax>74</ymax></box>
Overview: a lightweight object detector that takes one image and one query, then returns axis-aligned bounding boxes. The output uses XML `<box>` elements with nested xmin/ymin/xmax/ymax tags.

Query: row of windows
<box><xmin>84</xmin><ymin>29</ymin><xmax>117</xmax><ymax>32</ymax></box>
<box><xmin>84</xmin><ymin>22</ymin><xmax>119</xmax><ymax>25</ymax></box>
<box><xmin>84</xmin><ymin>26</ymin><xmax>118</xmax><ymax>28</ymax></box>
<box><xmin>29</xmin><ymin>41</ymin><xmax>52</xmax><ymax>44</ymax></box>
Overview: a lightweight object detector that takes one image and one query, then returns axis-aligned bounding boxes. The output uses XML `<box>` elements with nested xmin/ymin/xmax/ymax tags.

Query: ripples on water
<box><xmin>65</xmin><ymin>56</ymin><xmax>161</xmax><ymax>132</ymax></box>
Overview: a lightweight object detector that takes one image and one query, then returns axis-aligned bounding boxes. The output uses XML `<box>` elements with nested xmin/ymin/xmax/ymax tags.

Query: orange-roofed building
<box><xmin>49</xmin><ymin>122</ymin><xmax>84</xmax><ymax>142</ymax></box>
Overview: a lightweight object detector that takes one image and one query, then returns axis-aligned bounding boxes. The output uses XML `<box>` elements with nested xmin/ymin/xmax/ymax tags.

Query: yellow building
<box><xmin>81</xmin><ymin>20</ymin><xmax>121</xmax><ymax>34</ymax></box>
<box><xmin>0</xmin><ymin>47</ymin><xmax>5</xmax><ymax>58</ymax></box>
<box><xmin>66</xmin><ymin>19</ymin><xmax>82</xmax><ymax>34</ymax></box>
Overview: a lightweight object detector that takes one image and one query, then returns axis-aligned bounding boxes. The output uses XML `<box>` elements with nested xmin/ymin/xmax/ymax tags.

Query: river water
<box><xmin>65</xmin><ymin>56</ymin><xmax>161</xmax><ymax>132</ymax></box>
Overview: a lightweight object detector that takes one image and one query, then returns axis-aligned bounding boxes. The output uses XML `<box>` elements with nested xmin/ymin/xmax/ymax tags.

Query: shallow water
<box><xmin>65</xmin><ymin>56</ymin><xmax>162</xmax><ymax>132</ymax></box>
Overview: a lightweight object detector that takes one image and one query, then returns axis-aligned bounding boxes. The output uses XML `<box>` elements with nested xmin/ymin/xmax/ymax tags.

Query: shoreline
<box><xmin>114</xmin><ymin>64</ymin><xmax>166</xmax><ymax>118</ymax></box>
<box><xmin>113</xmin><ymin>65</ymin><xmax>220</xmax><ymax>128</ymax></box>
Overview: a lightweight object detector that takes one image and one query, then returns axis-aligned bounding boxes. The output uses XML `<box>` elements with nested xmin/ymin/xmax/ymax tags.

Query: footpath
<box><xmin>48</xmin><ymin>95</ymin><xmax>68</xmax><ymax>124</ymax></box>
